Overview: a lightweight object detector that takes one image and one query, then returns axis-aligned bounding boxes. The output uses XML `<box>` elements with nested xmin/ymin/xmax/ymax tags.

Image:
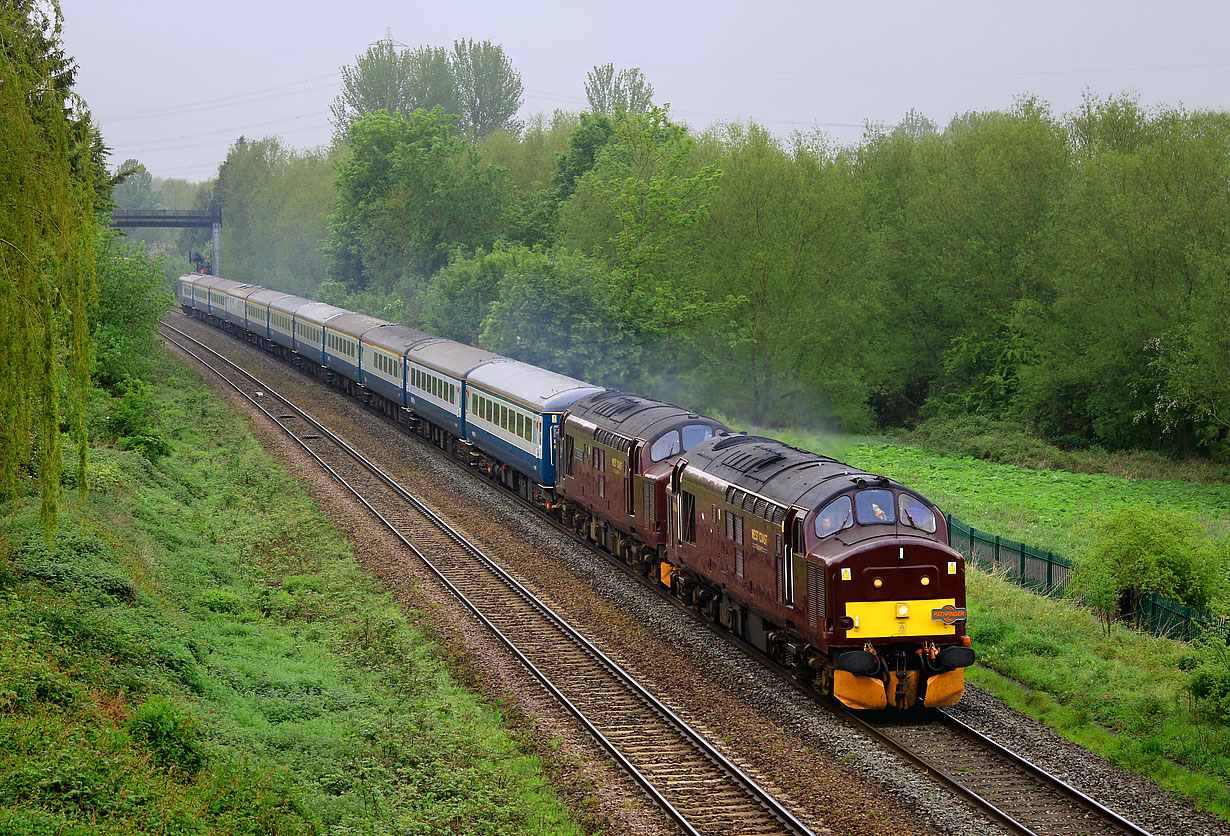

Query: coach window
<box><xmin>899</xmin><ymin>494</ymin><xmax>937</xmax><ymax>534</ymax></box>
<box><xmin>815</xmin><ymin>496</ymin><xmax>853</xmax><ymax>538</ymax></box>
<box><xmin>855</xmin><ymin>489</ymin><xmax>896</xmax><ymax>525</ymax></box>
<box><xmin>649</xmin><ymin>430</ymin><xmax>682</xmax><ymax>462</ymax></box>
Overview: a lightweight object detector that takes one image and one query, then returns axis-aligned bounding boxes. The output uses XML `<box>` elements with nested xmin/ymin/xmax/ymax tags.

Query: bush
<box><xmin>1069</xmin><ymin>506</ymin><xmax>1224</xmax><ymax>630</ymax></box>
<box><xmin>110</xmin><ymin>378</ymin><xmax>171</xmax><ymax>460</ymax></box>
<box><xmin>1187</xmin><ymin>629</ymin><xmax>1230</xmax><ymax>721</ymax></box>
<box><xmin>128</xmin><ymin>695</ymin><xmax>206</xmax><ymax>775</ymax></box>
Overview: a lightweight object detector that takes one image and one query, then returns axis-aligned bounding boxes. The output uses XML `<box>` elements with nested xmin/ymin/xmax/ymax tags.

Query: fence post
<box><xmin>993</xmin><ymin>535</ymin><xmax>1001</xmax><ymax>571</ymax></box>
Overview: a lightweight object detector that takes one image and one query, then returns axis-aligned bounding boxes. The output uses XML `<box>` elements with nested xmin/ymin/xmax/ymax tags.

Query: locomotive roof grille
<box><xmin>593</xmin><ymin>427</ymin><xmax>633</xmax><ymax>453</ymax></box>
<box><xmin>724</xmin><ymin>485</ymin><xmax>787</xmax><ymax>523</ymax></box>
<box><xmin>722</xmin><ymin>449</ymin><xmax>788</xmax><ymax>473</ymax></box>
<box><xmin>590</xmin><ymin>393</ymin><xmax>645</xmax><ymax>418</ymax></box>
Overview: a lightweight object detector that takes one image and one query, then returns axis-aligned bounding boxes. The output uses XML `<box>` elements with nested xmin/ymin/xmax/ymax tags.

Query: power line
<box><xmin>112</xmin><ymin>121</ymin><xmax>331</xmax><ymax>155</ymax></box>
<box><xmin>117</xmin><ymin>112</ymin><xmax>325</xmax><ymax>150</ymax></box>
<box><xmin>518</xmin><ymin>46</ymin><xmax>1230</xmax><ymax>80</ymax></box>
<box><xmin>112</xmin><ymin>73</ymin><xmax>340</xmax><ymax>121</ymax></box>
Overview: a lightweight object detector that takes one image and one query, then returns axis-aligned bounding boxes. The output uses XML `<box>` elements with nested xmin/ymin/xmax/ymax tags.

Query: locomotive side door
<box><xmin>625</xmin><ymin>439</ymin><xmax>642</xmax><ymax>517</ymax></box>
<box><xmin>781</xmin><ymin>506</ymin><xmax>808</xmax><ymax>609</ymax></box>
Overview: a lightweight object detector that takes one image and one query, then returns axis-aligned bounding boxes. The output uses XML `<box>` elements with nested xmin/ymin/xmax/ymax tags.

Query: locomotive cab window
<box><xmin>650</xmin><ymin>430</ymin><xmax>682</xmax><ymax>462</ymax></box>
<box><xmin>855</xmin><ymin>489</ymin><xmax>895</xmax><ymax>525</ymax></box>
<box><xmin>899</xmin><ymin>494</ymin><xmax>936</xmax><ymax>533</ymax></box>
<box><xmin>681</xmin><ymin>424</ymin><xmax>715</xmax><ymax>452</ymax></box>
<box><xmin>815</xmin><ymin>496</ymin><xmax>853</xmax><ymax>538</ymax></box>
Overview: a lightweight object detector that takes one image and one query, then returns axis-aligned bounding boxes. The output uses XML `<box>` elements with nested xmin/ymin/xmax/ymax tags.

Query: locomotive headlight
<box><xmin>920</xmin><ymin>576</ymin><xmax>930</xmax><ymax>586</ymax></box>
<box><xmin>896</xmin><ymin>603</ymin><xmax>910</xmax><ymax>618</ymax></box>
<box><xmin>873</xmin><ymin>577</ymin><xmax>883</xmax><ymax>588</ymax></box>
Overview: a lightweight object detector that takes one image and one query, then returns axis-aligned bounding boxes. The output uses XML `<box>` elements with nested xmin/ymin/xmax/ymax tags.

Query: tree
<box><xmin>450</xmin><ymin>39</ymin><xmax>524</xmax><ymax>139</ymax></box>
<box><xmin>892</xmin><ymin>108</ymin><xmax>938</xmax><ymax>138</ymax></box>
<box><xmin>92</xmin><ymin>232</ymin><xmax>173</xmax><ymax>389</ymax></box>
<box><xmin>331</xmin><ymin>40</ymin><xmax>412</xmax><ymax>143</ymax></box>
<box><xmin>330</xmin><ymin>41</ymin><xmax>458</xmax><ymax>143</ymax></box>
<box><xmin>326</xmin><ymin>109</ymin><xmax>507</xmax><ymax>292</ymax></box>
<box><xmin>584</xmin><ymin>63</ymin><xmax>655</xmax><ymax>115</ymax></box>
<box><xmin>1019</xmin><ymin>98</ymin><xmax>1230</xmax><ymax>454</ymax></box>
<box><xmin>0</xmin><ymin>0</ymin><xmax>101</xmax><ymax>533</ymax></box>
<box><xmin>554</xmin><ymin>106</ymin><xmax>725</xmax><ymax>387</ymax></box>
<box><xmin>476</xmin><ymin>246</ymin><xmax>642</xmax><ymax>384</ymax></box>
<box><xmin>551</xmin><ymin>113</ymin><xmax>615</xmax><ymax>203</ymax></box>
<box><xmin>210</xmin><ymin>136</ymin><xmax>336</xmax><ymax>295</ymax></box>
<box><xmin>112</xmin><ymin>158</ymin><xmax>156</xmax><ymax>209</ymax></box>
<box><xmin>689</xmin><ymin>123</ymin><xmax>869</xmax><ymax>427</ymax></box>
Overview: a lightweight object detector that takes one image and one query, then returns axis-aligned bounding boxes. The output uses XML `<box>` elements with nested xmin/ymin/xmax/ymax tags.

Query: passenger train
<box><xmin>179</xmin><ymin>273</ymin><xmax>975</xmax><ymax>710</ymax></box>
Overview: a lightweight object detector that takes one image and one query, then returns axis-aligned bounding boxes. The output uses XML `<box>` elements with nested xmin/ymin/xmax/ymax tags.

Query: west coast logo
<box><xmin>932</xmin><ymin>604</ymin><xmax>967</xmax><ymax>625</ymax></box>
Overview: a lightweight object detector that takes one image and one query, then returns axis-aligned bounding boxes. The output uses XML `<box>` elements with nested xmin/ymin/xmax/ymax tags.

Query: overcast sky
<box><xmin>59</xmin><ymin>0</ymin><xmax>1230</xmax><ymax>182</ymax></box>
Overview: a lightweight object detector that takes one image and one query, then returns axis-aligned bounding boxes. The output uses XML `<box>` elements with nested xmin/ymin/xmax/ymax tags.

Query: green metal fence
<box><xmin>947</xmin><ymin>515</ymin><xmax>1224</xmax><ymax>642</ymax></box>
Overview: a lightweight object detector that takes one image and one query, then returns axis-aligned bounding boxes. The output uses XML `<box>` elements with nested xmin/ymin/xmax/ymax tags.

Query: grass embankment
<box><xmin>0</xmin><ymin>352</ymin><xmax>584</xmax><ymax>835</ymax></box>
<box><xmin>767</xmin><ymin>427</ymin><xmax>1230</xmax><ymax>821</ymax></box>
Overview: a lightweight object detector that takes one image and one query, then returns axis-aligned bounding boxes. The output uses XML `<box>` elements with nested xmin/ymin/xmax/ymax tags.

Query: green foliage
<box><xmin>551</xmin><ymin>112</ymin><xmax>616</xmax><ymax>204</ymax></box>
<box><xmin>315</xmin><ymin>279</ymin><xmax>410</xmax><ymax>325</ymax></box>
<box><xmin>330</xmin><ymin>37</ymin><xmax>523</xmax><ymax>143</ymax></box>
<box><xmin>1017</xmin><ymin>96</ymin><xmax>1230</xmax><ymax>455</ymax></box>
<box><xmin>91</xmin><ymin>232</ymin><xmax>173</xmax><ymax>389</ymax></box>
<box><xmin>110</xmin><ymin>158</ymin><xmax>155</xmax><ymax>209</ymax></box>
<box><xmin>0</xmin><ymin>0</ymin><xmax>101</xmax><ymax>533</ymax></box>
<box><xmin>110</xmin><ymin>378</ymin><xmax>171</xmax><ymax>461</ymax></box>
<box><xmin>327</xmin><ymin>109</ymin><xmax>507</xmax><ymax>291</ymax></box>
<box><xmin>689</xmin><ymin>123</ymin><xmax>869</xmax><ymax>427</ymax></box>
<box><xmin>556</xmin><ymin>106</ymin><xmax>725</xmax><ymax>385</ymax></box>
<box><xmin>422</xmin><ymin>245</ymin><xmax>515</xmax><ymax>342</ymax></box>
<box><xmin>1069</xmin><ymin>507</ymin><xmax>1225</xmax><ymax>628</ymax></box>
<box><xmin>478</xmin><ymin>111</ymin><xmax>581</xmax><ymax>247</ymax></box>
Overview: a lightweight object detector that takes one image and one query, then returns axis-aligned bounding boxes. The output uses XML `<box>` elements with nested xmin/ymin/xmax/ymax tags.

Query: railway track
<box><xmin>847</xmin><ymin>709</ymin><xmax>1154</xmax><ymax>836</ymax></box>
<box><xmin>161</xmin><ymin>320</ymin><xmax>813</xmax><ymax>836</ymax></box>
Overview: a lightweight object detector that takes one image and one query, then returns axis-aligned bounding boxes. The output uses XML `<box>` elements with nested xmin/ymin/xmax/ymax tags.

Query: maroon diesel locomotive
<box><xmin>555</xmin><ymin>393</ymin><xmax>974</xmax><ymax>710</ymax></box>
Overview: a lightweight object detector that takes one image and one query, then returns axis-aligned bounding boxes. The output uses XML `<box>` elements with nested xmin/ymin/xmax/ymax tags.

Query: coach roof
<box><xmin>407</xmin><ymin>338</ymin><xmax>504</xmax><ymax>379</ymax></box>
<box><xmin>467</xmin><ymin>360</ymin><xmax>604</xmax><ymax>413</ymax></box>
<box><xmin>326</xmin><ymin>312</ymin><xmax>388</xmax><ymax>340</ymax></box>
<box><xmin>362</xmin><ymin>324</ymin><xmax>435</xmax><ymax>355</ymax></box>
<box><xmin>291</xmin><ymin>301</ymin><xmax>349</xmax><ymax>327</ymax></box>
